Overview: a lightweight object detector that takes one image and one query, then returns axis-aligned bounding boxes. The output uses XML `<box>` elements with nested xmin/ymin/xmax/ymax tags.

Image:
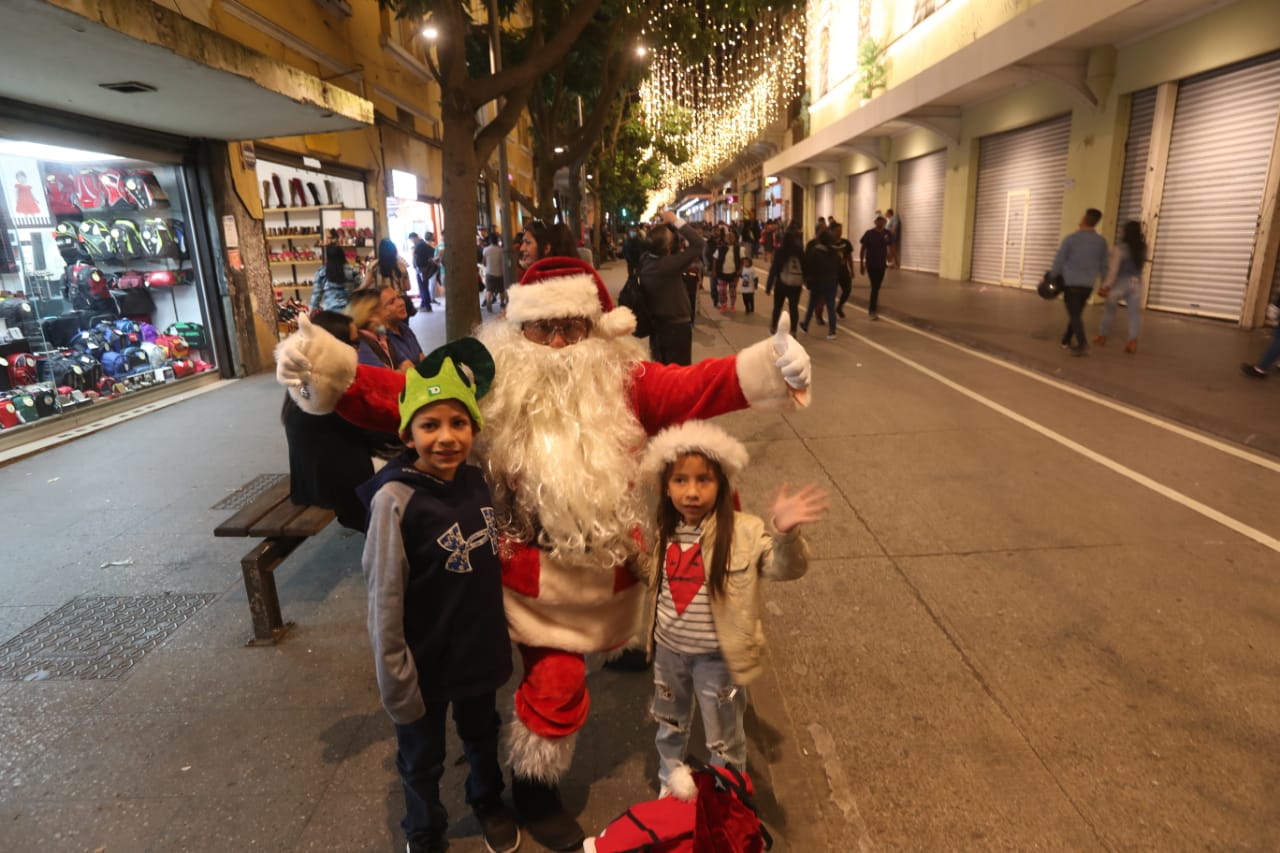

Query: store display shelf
<box><xmin>265</xmin><ymin>232</ymin><xmax>320</xmax><ymax>240</ymax></box>
<box><xmin>263</xmin><ymin>205</ymin><xmax>340</xmax><ymax>214</ymax></box>
<box><xmin>269</xmin><ymin>259</ymin><xmax>322</xmax><ymax>267</ymax></box>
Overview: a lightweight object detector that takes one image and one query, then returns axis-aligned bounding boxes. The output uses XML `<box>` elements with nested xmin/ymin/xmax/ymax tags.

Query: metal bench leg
<box><xmin>241</xmin><ymin>536</ymin><xmax>305</xmax><ymax>646</ymax></box>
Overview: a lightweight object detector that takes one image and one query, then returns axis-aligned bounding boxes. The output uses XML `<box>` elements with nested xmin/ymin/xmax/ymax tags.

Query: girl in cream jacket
<box><xmin>637</xmin><ymin>420</ymin><xmax>828</xmax><ymax>794</ymax></box>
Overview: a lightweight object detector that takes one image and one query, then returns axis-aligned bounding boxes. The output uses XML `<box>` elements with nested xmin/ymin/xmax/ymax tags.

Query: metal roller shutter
<box><xmin>1149</xmin><ymin>55</ymin><xmax>1280</xmax><ymax>320</ymax></box>
<box><xmin>896</xmin><ymin>150</ymin><xmax>946</xmax><ymax>273</ymax></box>
<box><xmin>1116</xmin><ymin>89</ymin><xmax>1156</xmax><ymax>240</ymax></box>
<box><xmin>970</xmin><ymin>115</ymin><xmax>1072</xmax><ymax>287</ymax></box>
<box><xmin>846</xmin><ymin>170</ymin><xmax>878</xmax><ymax>233</ymax></box>
<box><xmin>815</xmin><ymin>181</ymin><xmax>835</xmax><ymax>220</ymax></box>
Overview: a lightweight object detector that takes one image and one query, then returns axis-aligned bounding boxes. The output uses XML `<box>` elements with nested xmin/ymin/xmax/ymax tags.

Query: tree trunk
<box><xmin>441</xmin><ymin>105</ymin><xmax>482</xmax><ymax>341</ymax></box>
<box><xmin>566</xmin><ymin>166</ymin><xmax>582</xmax><ymax>247</ymax></box>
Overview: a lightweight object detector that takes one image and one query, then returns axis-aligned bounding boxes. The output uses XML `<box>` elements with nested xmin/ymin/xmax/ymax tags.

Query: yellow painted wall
<box><xmin>808</xmin><ymin>0</ymin><xmax>1047</xmax><ymax>138</ymax></box>
<box><xmin>1112</xmin><ymin>0</ymin><xmax>1280</xmax><ymax>97</ymax></box>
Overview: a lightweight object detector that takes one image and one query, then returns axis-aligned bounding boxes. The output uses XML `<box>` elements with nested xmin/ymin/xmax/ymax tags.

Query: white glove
<box><xmin>275</xmin><ymin>312</ymin><xmax>316</xmax><ymax>396</ymax></box>
<box><xmin>772</xmin><ymin>310</ymin><xmax>811</xmax><ymax>390</ymax></box>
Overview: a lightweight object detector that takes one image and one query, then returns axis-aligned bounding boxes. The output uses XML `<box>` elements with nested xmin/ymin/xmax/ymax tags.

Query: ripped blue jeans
<box><xmin>651</xmin><ymin>642</ymin><xmax>748</xmax><ymax>789</ymax></box>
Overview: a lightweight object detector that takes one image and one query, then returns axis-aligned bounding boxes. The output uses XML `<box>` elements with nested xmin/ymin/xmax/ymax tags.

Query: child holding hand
<box><xmin>637</xmin><ymin>420</ymin><xmax>829</xmax><ymax>795</ymax></box>
<box><xmin>358</xmin><ymin>338</ymin><xmax>520</xmax><ymax>853</ymax></box>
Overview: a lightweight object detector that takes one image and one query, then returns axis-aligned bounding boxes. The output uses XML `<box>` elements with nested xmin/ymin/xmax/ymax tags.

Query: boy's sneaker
<box><xmin>475</xmin><ymin>801</ymin><xmax>521</xmax><ymax>853</ymax></box>
<box><xmin>407</xmin><ymin>837</ymin><xmax>448</xmax><ymax>853</ymax></box>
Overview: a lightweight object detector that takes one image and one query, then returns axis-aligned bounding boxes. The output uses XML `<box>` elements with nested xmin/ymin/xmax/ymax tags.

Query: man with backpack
<box><xmin>639</xmin><ymin>210</ymin><xmax>706</xmax><ymax>365</ymax></box>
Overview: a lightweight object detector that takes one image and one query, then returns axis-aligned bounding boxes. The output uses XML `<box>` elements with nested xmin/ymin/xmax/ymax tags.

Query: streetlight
<box><xmin>554</xmin><ymin>146</ymin><xmax>566</xmax><ymax>154</ymax></box>
<box><xmin>422</xmin><ymin>25</ymin><xmax>439</xmax><ymax>39</ymax></box>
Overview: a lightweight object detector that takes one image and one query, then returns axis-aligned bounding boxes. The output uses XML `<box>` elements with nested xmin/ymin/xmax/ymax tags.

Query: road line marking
<box><xmin>846</xmin><ymin>330</ymin><xmax>1280</xmax><ymax>554</ymax></box>
<box><xmin>852</xmin><ymin>314</ymin><xmax>1280</xmax><ymax>474</ymax></box>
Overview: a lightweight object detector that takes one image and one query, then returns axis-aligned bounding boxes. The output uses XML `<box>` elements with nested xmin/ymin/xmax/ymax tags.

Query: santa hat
<box><xmin>506</xmin><ymin>257</ymin><xmax>636</xmax><ymax>339</ymax></box>
<box><xmin>639</xmin><ymin>420</ymin><xmax>750</xmax><ymax>484</ymax></box>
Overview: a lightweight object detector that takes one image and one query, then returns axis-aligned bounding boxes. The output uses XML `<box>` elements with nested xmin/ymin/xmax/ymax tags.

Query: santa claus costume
<box><xmin>277</xmin><ymin>256</ymin><xmax>810</xmax><ymax>851</ymax></box>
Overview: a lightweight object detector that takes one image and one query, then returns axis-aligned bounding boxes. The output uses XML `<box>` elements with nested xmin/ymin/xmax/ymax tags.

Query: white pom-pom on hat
<box><xmin>669</xmin><ymin>763</ymin><xmax>698</xmax><ymax>802</ymax></box>
<box><xmin>507</xmin><ymin>256</ymin><xmax>634</xmax><ymax>339</ymax></box>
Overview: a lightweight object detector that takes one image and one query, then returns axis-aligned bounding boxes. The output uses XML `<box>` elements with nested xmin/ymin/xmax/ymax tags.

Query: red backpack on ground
<box><xmin>585</xmin><ymin>759</ymin><xmax>772</xmax><ymax>853</ymax></box>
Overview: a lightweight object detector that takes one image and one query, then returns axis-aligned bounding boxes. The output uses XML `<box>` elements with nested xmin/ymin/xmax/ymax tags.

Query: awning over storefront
<box><xmin>1</xmin><ymin>0</ymin><xmax>372</xmax><ymax>141</ymax></box>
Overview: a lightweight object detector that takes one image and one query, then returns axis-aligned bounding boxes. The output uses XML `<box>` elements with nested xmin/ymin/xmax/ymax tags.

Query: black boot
<box><xmin>511</xmin><ymin>775</ymin><xmax>584</xmax><ymax>851</ymax></box>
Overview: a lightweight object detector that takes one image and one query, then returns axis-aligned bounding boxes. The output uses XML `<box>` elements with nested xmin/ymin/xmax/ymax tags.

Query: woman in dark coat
<box><xmin>280</xmin><ymin>311</ymin><xmax>386</xmax><ymax>530</ymax></box>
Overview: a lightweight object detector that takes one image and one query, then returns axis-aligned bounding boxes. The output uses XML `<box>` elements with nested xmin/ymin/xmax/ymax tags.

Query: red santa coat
<box><xmin>333</xmin><ymin>353</ymin><xmax>764</xmax><ymax>655</ymax></box>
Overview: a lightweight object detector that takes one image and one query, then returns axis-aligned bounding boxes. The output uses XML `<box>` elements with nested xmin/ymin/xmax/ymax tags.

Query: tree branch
<box><xmin>484</xmin><ymin>164</ymin><xmax>538</xmax><ymax>216</ymax></box>
<box><xmin>474</xmin><ymin>78</ymin><xmax>535</xmax><ymax>164</ymax></box>
<box><xmin>467</xmin><ymin>0</ymin><xmax>605</xmax><ymax>108</ymax></box>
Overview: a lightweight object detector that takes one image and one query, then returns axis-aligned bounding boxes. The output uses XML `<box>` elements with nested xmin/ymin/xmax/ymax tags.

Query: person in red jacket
<box><xmin>276</xmin><ymin>257</ymin><xmax>811</xmax><ymax>851</ymax></box>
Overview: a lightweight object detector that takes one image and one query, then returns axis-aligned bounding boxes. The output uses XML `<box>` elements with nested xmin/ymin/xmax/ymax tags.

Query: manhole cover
<box><xmin>0</xmin><ymin>594</ymin><xmax>217</xmax><ymax>681</ymax></box>
<box><xmin>212</xmin><ymin>473</ymin><xmax>288</xmax><ymax>510</ymax></box>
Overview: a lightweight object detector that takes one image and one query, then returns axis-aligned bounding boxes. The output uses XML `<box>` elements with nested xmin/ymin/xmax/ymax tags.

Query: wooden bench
<box><xmin>214</xmin><ymin>476</ymin><xmax>335</xmax><ymax>646</ymax></box>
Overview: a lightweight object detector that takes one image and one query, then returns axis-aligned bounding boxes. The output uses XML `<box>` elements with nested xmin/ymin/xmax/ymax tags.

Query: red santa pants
<box><xmin>514</xmin><ymin>644</ymin><xmax>591</xmax><ymax>739</ymax></box>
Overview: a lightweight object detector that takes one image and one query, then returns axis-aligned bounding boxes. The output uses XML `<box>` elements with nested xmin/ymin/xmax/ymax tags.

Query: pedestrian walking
<box><xmin>886</xmin><ymin>208</ymin><xmax>901</xmax><ymax>268</ymax></box>
<box><xmin>739</xmin><ymin>257</ymin><xmax>759</xmax><ymax>314</ymax></box>
<box><xmin>767</xmin><ymin>226</ymin><xmax>806</xmax><ymax>336</ymax></box>
<box><xmin>481</xmin><ymin>233</ymin><xmax>506</xmax><ymax>312</ymax></box>
<box><xmin>1050</xmin><ymin>208</ymin><xmax>1110</xmax><ymax>355</ymax></box>
<box><xmin>1094</xmin><ymin>220</ymin><xmax>1147</xmax><ymax>354</ymax></box>
<box><xmin>1241</xmin><ymin>322</ymin><xmax>1280</xmax><ymax>378</ymax></box>
<box><xmin>830</xmin><ymin>221</ymin><xmax>854</xmax><ymax>319</ymax></box>
<box><xmin>716</xmin><ymin>228</ymin><xmax>741</xmax><ymax>312</ymax></box>
<box><xmin>704</xmin><ymin>227</ymin><xmax>723</xmax><ymax>310</ymax></box>
<box><xmin>637</xmin><ymin>420</ymin><xmax>828</xmax><ymax>796</ymax></box>
<box><xmin>358</xmin><ymin>338</ymin><xmax>520</xmax><ymax>853</ymax></box>
<box><xmin>859</xmin><ymin>216</ymin><xmax>891</xmax><ymax>321</ymax></box>
<box><xmin>799</xmin><ymin>230</ymin><xmax>841</xmax><ymax>340</ymax></box>
<box><xmin>410</xmin><ymin>232</ymin><xmax>439</xmax><ymax>312</ymax></box>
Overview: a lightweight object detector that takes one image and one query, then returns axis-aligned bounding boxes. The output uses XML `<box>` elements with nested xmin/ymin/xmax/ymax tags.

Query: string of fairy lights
<box><xmin>637</xmin><ymin>6</ymin><xmax>806</xmax><ymax>213</ymax></box>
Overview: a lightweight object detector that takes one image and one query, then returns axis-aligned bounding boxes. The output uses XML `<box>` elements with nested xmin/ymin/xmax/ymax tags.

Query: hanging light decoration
<box><xmin>637</xmin><ymin>5</ymin><xmax>806</xmax><ymax>214</ymax></box>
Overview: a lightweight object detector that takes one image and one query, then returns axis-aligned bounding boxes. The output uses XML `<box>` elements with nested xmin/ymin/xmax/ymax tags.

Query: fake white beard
<box><xmin>476</xmin><ymin>322</ymin><xmax>650</xmax><ymax>572</ymax></box>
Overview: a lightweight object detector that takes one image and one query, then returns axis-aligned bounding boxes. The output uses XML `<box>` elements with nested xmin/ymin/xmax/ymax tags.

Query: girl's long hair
<box><xmin>324</xmin><ymin>243</ymin><xmax>348</xmax><ymax>283</ymax></box>
<box><xmin>1121</xmin><ymin>220</ymin><xmax>1148</xmax><ymax>267</ymax></box>
<box><xmin>778</xmin><ymin>227</ymin><xmax>804</xmax><ymax>261</ymax></box>
<box><xmin>655</xmin><ymin>453</ymin><xmax>735</xmax><ymax>599</ymax></box>
<box><xmin>376</xmin><ymin>238</ymin><xmax>399</xmax><ymax>279</ymax></box>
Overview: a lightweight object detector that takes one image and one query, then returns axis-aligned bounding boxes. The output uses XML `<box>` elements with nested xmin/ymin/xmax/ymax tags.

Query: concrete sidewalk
<box><xmin>832</xmin><ymin>268</ymin><xmax>1280</xmax><ymax>457</ymax></box>
<box><xmin>1</xmin><ymin>263</ymin><xmax>1274</xmax><ymax>852</ymax></box>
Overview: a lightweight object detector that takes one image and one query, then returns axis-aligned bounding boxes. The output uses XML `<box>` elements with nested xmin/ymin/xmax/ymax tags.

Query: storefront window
<box><xmin>0</xmin><ymin>138</ymin><xmax>218</xmax><ymax>434</ymax></box>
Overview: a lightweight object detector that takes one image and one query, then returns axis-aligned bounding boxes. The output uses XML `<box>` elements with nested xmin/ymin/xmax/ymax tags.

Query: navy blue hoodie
<box><xmin>358</xmin><ymin>453</ymin><xmax>512</xmax><ymax>722</ymax></box>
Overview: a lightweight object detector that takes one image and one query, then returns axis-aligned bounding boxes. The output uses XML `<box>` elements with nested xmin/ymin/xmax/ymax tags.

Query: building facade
<box><xmin>765</xmin><ymin>0</ymin><xmax>1280</xmax><ymax>329</ymax></box>
<box><xmin>0</xmin><ymin>0</ymin><xmax>535</xmax><ymax>455</ymax></box>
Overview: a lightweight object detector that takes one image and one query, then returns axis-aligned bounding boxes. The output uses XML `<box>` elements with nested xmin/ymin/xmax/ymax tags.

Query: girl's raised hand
<box><xmin>771</xmin><ymin>482</ymin><xmax>831</xmax><ymax>533</ymax></box>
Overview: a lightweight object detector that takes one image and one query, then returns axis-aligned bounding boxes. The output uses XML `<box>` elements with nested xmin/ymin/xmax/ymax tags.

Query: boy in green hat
<box><xmin>357</xmin><ymin>338</ymin><xmax>521</xmax><ymax>853</ymax></box>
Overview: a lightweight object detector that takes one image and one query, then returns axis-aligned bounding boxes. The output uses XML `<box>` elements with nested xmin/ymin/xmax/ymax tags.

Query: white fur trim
<box><xmin>595</xmin><ymin>307</ymin><xmax>636</xmax><ymax>339</ymax></box>
<box><xmin>583</xmin><ymin>838</ymin><xmax>599</xmax><ymax>853</ymax></box>
<box><xmin>669</xmin><ymin>763</ymin><xmax>698</xmax><ymax>802</ymax></box>
<box><xmin>506</xmin><ymin>274</ymin><xmax>603</xmax><ymax>324</ymax></box>
<box><xmin>735</xmin><ymin>337</ymin><xmax>806</xmax><ymax>412</ymax></box>
<box><xmin>504</xmin><ymin>716</ymin><xmax>576</xmax><ymax>783</ymax></box>
<box><xmin>639</xmin><ymin>420</ymin><xmax>749</xmax><ymax>483</ymax></box>
<box><xmin>274</xmin><ymin>315</ymin><xmax>357</xmax><ymax>414</ymax></box>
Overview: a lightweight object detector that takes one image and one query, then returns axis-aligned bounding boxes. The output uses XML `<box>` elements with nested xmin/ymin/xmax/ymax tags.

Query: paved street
<box><xmin>1</xmin><ymin>262</ymin><xmax>1278</xmax><ymax>851</ymax></box>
